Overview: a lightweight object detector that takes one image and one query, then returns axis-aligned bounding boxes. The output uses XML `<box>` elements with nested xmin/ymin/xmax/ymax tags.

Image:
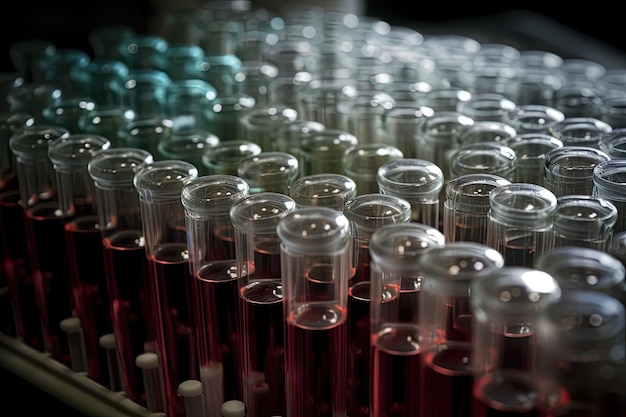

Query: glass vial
<box><xmin>418</xmin><ymin>242</ymin><xmax>505</xmax><ymax>417</ymax></box>
<box><xmin>133</xmin><ymin>159</ymin><xmax>198</xmax><ymax>417</ymax></box>
<box><xmin>237</xmin><ymin>151</ymin><xmax>300</xmax><ymax>195</ymax></box>
<box><xmin>341</xmin><ymin>143</ymin><xmax>404</xmax><ymax>196</ymax></box>
<box><xmin>593</xmin><ymin>159</ymin><xmax>626</xmax><ymax>234</ymax></box>
<box><xmin>377</xmin><ymin>158</ymin><xmax>444</xmax><ymax>228</ymax></box>
<box><xmin>443</xmin><ymin>173</ymin><xmax>511</xmax><ymax>244</ymax></box>
<box><xmin>277</xmin><ymin>206</ymin><xmax>352</xmax><ymax>416</ymax></box>
<box><xmin>230</xmin><ymin>192</ymin><xmax>297</xmax><ymax>417</ymax></box>
<box><xmin>181</xmin><ymin>174</ymin><xmax>250</xmax><ymax>416</ymax></box>
<box><xmin>501</xmin><ymin>133</ymin><xmax>563</xmax><ymax>186</ymax></box>
<box><xmin>368</xmin><ymin>222</ymin><xmax>446</xmax><ymax>417</ymax></box>
<box><xmin>88</xmin><ymin>147</ymin><xmax>155</xmax><ymax>407</ymax></box>
<box><xmin>449</xmin><ymin>142</ymin><xmax>517</xmax><ymax>181</ymax></box>
<box><xmin>289</xmin><ymin>173</ymin><xmax>357</xmax><ymax>212</ymax></box>
<box><xmin>486</xmin><ymin>183</ymin><xmax>558</xmax><ymax>267</ymax></box>
<box><xmin>470</xmin><ymin>266</ymin><xmax>561</xmax><ymax>416</ymax></box>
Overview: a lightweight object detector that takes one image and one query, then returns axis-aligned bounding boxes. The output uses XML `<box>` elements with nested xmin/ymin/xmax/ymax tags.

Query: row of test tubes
<box><xmin>1</xmin><ymin>1</ymin><xmax>626</xmax><ymax>417</ymax></box>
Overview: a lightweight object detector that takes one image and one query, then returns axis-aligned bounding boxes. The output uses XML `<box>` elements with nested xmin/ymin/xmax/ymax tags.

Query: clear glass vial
<box><xmin>592</xmin><ymin>159</ymin><xmax>626</xmax><ymax>234</ymax></box>
<box><xmin>543</xmin><ymin>146</ymin><xmax>610</xmax><ymax>198</ymax></box>
<box><xmin>289</xmin><ymin>173</ymin><xmax>357</xmax><ymax>212</ymax></box>
<box><xmin>486</xmin><ymin>182</ymin><xmax>558</xmax><ymax>267</ymax></box>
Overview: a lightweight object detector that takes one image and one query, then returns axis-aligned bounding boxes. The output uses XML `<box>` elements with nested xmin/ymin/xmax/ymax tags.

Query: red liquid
<box><xmin>348</xmin><ymin>280</ymin><xmax>371</xmax><ymax>417</ymax></box>
<box><xmin>65</xmin><ymin>214</ymin><xmax>111</xmax><ymax>384</ymax></box>
<box><xmin>0</xmin><ymin>190</ymin><xmax>42</xmax><ymax>349</ymax></box>
<box><xmin>240</xmin><ymin>278</ymin><xmax>285</xmax><ymax>417</ymax></box>
<box><xmin>370</xmin><ymin>324</ymin><xmax>422</xmax><ymax>417</ymax></box>
<box><xmin>103</xmin><ymin>229</ymin><xmax>152</xmax><ymax>405</ymax></box>
<box><xmin>148</xmin><ymin>243</ymin><xmax>196</xmax><ymax>417</ymax></box>
<box><xmin>304</xmin><ymin>263</ymin><xmax>336</xmax><ymax>302</ymax></box>
<box><xmin>421</xmin><ymin>344</ymin><xmax>474</xmax><ymax>417</ymax></box>
<box><xmin>350</xmin><ymin>243</ymin><xmax>371</xmax><ymax>286</ymax></box>
<box><xmin>24</xmin><ymin>201</ymin><xmax>73</xmax><ymax>367</ymax></box>
<box><xmin>194</xmin><ymin>259</ymin><xmax>240</xmax><ymax>401</ymax></box>
<box><xmin>503</xmin><ymin>236</ymin><xmax>536</xmax><ymax>267</ymax></box>
<box><xmin>285</xmin><ymin>303</ymin><xmax>348</xmax><ymax>417</ymax></box>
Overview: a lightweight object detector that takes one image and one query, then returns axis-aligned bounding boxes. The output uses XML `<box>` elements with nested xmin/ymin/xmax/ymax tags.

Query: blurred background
<box><xmin>1</xmin><ymin>1</ymin><xmax>625</xmax><ymax>71</ymax></box>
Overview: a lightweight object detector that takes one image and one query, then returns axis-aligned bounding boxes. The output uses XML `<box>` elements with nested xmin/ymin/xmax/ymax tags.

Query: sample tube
<box><xmin>551</xmin><ymin>195</ymin><xmax>617</xmax><ymax>251</ymax></box>
<box><xmin>536</xmin><ymin>290</ymin><xmax>625</xmax><ymax>417</ymax></box>
<box><xmin>377</xmin><ymin>158</ymin><xmax>444</xmax><ymax>228</ymax></box>
<box><xmin>593</xmin><ymin>159</ymin><xmax>626</xmax><ymax>234</ymax></box>
<box><xmin>237</xmin><ymin>151</ymin><xmax>300</xmax><ymax>195</ymax></box>
<box><xmin>369</xmin><ymin>222</ymin><xmax>446</xmax><ymax>417</ymax></box>
<box><xmin>501</xmin><ymin>133</ymin><xmax>563</xmax><ymax>186</ymax></box>
<box><xmin>289</xmin><ymin>173</ymin><xmax>357</xmax><ymax>213</ymax></box>
<box><xmin>88</xmin><ymin>147</ymin><xmax>155</xmax><ymax>405</ymax></box>
<box><xmin>134</xmin><ymin>159</ymin><xmax>199</xmax><ymax>417</ymax></box>
<box><xmin>277</xmin><ymin>206</ymin><xmax>352</xmax><ymax>416</ymax></box>
<box><xmin>418</xmin><ymin>242</ymin><xmax>505</xmax><ymax>417</ymax></box>
<box><xmin>9</xmin><ymin>125</ymin><xmax>73</xmax><ymax>366</ymax></box>
<box><xmin>486</xmin><ymin>183</ymin><xmax>557</xmax><ymax>267</ymax></box>
<box><xmin>543</xmin><ymin>146</ymin><xmax>610</xmax><ymax>198</ymax></box>
<box><xmin>48</xmin><ymin>133</ymin><xmax>112</xmax><ymax>384</ymax></box>
<box><xmin>449</xmin><ymin>142</ymin><xmax>517</xmax><ymax>181</ymax></box>
<box><xmin>341</xmin><ymin>143</ymin><xmax>404</xmax><ymax>195</ymax></box>
<box><xmin>299</xmin><ymin>129</ymin><xmax>359</xmax><ymax>177</ymax></box>
<box><xmin>181</xmin><ymin>174</ymin><xmax>250</xmax><ymax>416</ymax></box>
<box><xmin>470</xmin><ymin>266</ymin><xmax>561</xmax><ymax>416</ymax></box>
<box><xmin>343</xmin><ymin>193</ymin><xmax>413</xmax><ymax>417</ymax></box>
<box><xmin>443</xmin><ymin>173</ymin><xmax>511</xmax><ymax>244</ymax></box>
<box><xmin>230</xmin><ymin>192</ymin><xmax>297</xmax><ymax>417</ymax></box>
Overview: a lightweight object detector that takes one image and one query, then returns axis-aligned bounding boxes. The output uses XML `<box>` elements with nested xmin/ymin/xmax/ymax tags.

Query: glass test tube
<box><xmin>536</xmin><ymin>290</ymin><xmax>625</xmax><ymax>417</ymax></box>
<box><xmin>88</xmin><ymin>147</ymin><xmax>155</xmax><ymax>406</ymax></box>
<box><xmin>9</xmin><ymin>125</ymin><xmax>72</xmax><ymax>366</ymax></box>
<box><xmin>534</xmin><ymin>246</ymin><xmax>626</xmax><ymax>303</ymax></box>
<box><xmin>341</xmin><ymin>143</ymin><xmax>404</xmax><ymax>196</ymax></box>
<box><xmin>593</xmin><ymin>159</ymin><xmax>626</xmax><ymax>234</ymax></box>
<box><xmin>376</xmin><ymin>158</ymin><xmax>444</xmax><ymax>228</ymax></box>
<box><xmin>368</xmin><ymin>222</ymin><xmax>446</xmax><ymax>417</ymax></box>
<box><xmin>299</xmin><ymin>129</ymin><xmax>359</xmax><ymax>177</ymax></box>
<box><xmin>237</xmin><ymin>151</ymin><xmax>300</xmax><ymax>195</ymax></box>
<box><xmin>289</xmin><ymin>173</ymin><xmax>357</xmax><ymax>212</ymax></box>
<box><xmin>230</xmin><ymin>192</ymin><xmax>297</xmax><ymax>417</ymax></box>
<box><xmin>552</xmin><ymin>195</ymin><xmax>617</xmax><ymax>251</ymax></box>
<box><xmin>501</xmin><ymin>133</ymin><xmax>563</xmax><ymax>186</ymax></box>
<box><xmin>277</xmin><ymin>206</ymin><xmax>352</xmax><ymax>416</ymax></box>
<box><xmin>418</xmin><ymin>242</ymin><xmax>505</xmax><ymax>417</ymax></box>
<box><xmin>48</xmin><ymin>133</ymin><xmax>112</xmax><ymax>384</ymax></box>
<box><xmin>449</xmin><ymin>142</ymin><xmax>517</xmax><ymax>181</ymax></box>
<box><xmin>0</xmin><ymin>112</ymin><xmax>40</xmax><ymax>345</ymax></box>
<box><xmin>443</xmin><ymin>173</ymin><xmax>511</xmax><ymax>244</ymax></box>
<box><xmin>543</xmin><ymin>146</ymin><xmax>611</xmax><ymax>198</ymax></box>
<box><xmin>486</xmin><ymin>183</ymin><xmax>557</xmax><ymax>267</ymax></box>
<box><xmin>470</xmin><ymin>266</ymin><xmax>561</xmax><ymax>417</ymax></box>
<box><xmin>134</xmin><ymin>159</ymin><xmax>199</xmax><ymax>417</ymax></box>
<box><xmin>181</xmin><ymin>174</ymin><xmax>250</xmax><ymax>417</ymax></box>
<box><xmin>342</xmin><ymin>193</ymin><xmax>413</xmax><ymax>417</ymax></box>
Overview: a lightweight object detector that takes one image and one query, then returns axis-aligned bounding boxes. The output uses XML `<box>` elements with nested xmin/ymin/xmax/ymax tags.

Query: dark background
<box><xmin>1</xmin><ymin>1</ymin><xmax>625</xmax><ymax>71</ymax></box>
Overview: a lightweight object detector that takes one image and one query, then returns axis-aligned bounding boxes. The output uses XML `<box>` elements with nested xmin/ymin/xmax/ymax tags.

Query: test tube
<box><xmin>383</xmin><ymin>105</ymin><xmax>434</xmax><ymax>158</ymax></box>
<box><xmin>449</xmin><ymin>142</ymin><xmax>517</xmax><ymax>181</ymax></box>
<box><xmin>547</xmin><ymin>116</ymin><xmax>613</xmax><ymax>148</ymax></box>
<box><xmin>470</xmin><ymin>266</ymin><xmax>561</xmax><ymax>416</ymax></box>
<box><xmin>534</xmin><ymin>246</ymin><xmax>626</xmax><ymax>302</ymax></box>
<box><xmin>369</xmin><ymin>222</ymin><xmax>446</xmax><ymax>417</ymax></box>
<box><xmin>201</xmin><ymin>140</ymin><xmax>262</xmax><ymax>176</ymax></box>
<box><xmin>289</xmin><ymin>173</ymin><xmax>357</xmax><ymax>212</ymax></box>
<box><xmin>240</xmin><ymin>105</ymin><xmax>299</xmax><ymax>151</ymax></box>
<box><xmin>230</xmin><ymin>192</ymin><xmax>297</xmax><ymax>417</ymax></box>
<box><xmin>48</xmin><ymin>133</ymin><xmax>112</xmax><ymax>384</ymax></box>
<box><xmin>299</xmin><ymin>129</ymin><xmax>358</xmax><ymax>177</ymax></box>
<box><xmin>536</xmin><ymin>290</ymin><xmax>625</xmax><ymax>417</ymax></box>
<box><xmin>88</xmin><ymin>147</ymin><xmax>155</xmax><ymax>405</ymax></box>
<box><xmin>418</xmin><ymin>242</ymin><xmax>505</xmax><ymax>417</ymax></box>
<box><xmin>343</xmin><ymin>193</ymin><xmax>413</xmax><ymax>417</ymax></box>
<box><xmin>277</xmin><ymin>206</ymin><xmax>351</xmax><ymax>416</ymax></box>
<box><xmin>593</xmin><ymin>159</ymin><xmax>626</xmax><ymax>234</ymax></box>
<box><xmin>0</xmin><ymin>112</ymin><xmax>41</xmax><ymax>346</ymax></box>
<box><xmin>544</xmin><ymin>146</ymin><xmax>611</xmax><ymax>198</ymax></box>
<box><xmin>134</xmin><ymin>159</ymin><xmax>199</xmax><ymax>417</ymax></box>
<box><xmin>9</xmin><ymin>124</ymin><xmax>73</xmax><ymax>366</ymax></box>
<box><xmin>501</xmin><ymin>133</ymin><xmax>563</xmax><ymax>186</ymax></box>
<box><xmin>551</xmin><ymin>195</ymin><xmax>618</xmax><ymax>251</ymax></box>
<box><xmin>443</xmin><ymin>173</ymin><xmax>511</xmax><ymax>244</ymax></box>
<box><xmin>181</xmin><ymin>174</ymin><xmax>250</xmax><ymax>416</ymax></box>
<box><xmin>486</xmin><ymin>183</ymin><xmax>557</xmax><ymax>267</ymax></box>
<box><xmin>237</xmin><ymin>151</ymin><xmax>300</xmax><ymax>195</ymax></box>
<box><xmin>376</xmin><ymin>158</ymin><xmax>444</xmax><ymax>228</ymax></box>
<box><xmin>341</xmin><ymin>143</ymin><xmax>404</xmax><ymax>195</ymax></box>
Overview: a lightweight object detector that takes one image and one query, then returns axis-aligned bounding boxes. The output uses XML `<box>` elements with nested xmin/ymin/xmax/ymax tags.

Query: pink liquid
<box><xmin>103</xmin><ymin>229</ymin><xmax>152</xmax><ymax>405</ymax></box>
<box><xmin>347</xmin><ymin>280</ymin><xmax>371</xmax><ymax>417</ymax></box>
<box><xmin>194</xmin><ymin>259</ymin><xmax>240</xmax><ymax>400</ymax></box>
<box><xmin>370</xmin><ymin>324</ymin><xmax>422</xmax><ymax>417</ymax></box>
<box><xmin>285</xmin><ymin>303</ymin><xmax>348</xmax><ymax>417</ymax></box>
<box><xmin>421</xmin><ymin>344</ymin><xmax>474</xmax><ymax>417</ymax></box>
<box><xmin>64</xmin><ymin>214</ymin><xmax>111</xmax><ymax>384</ymax></box>
<box><xmin>24</xmin><ymin>201</ymin><xmax>73</xmax><ymax>367</ymax></box>
<box><xmin>240</xmin><ymin>278</ymin><xmax>285</xmax><ymax>417</ymax></box>
<box><xmin>0</xmin><ymin>190</ymin><xmax>42</xmax><ymax>349</ymax></box>
<box><xmin>148</xmin><ymin>242</ymin><xmax>196</xmax><ymax>417</ymax></box>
